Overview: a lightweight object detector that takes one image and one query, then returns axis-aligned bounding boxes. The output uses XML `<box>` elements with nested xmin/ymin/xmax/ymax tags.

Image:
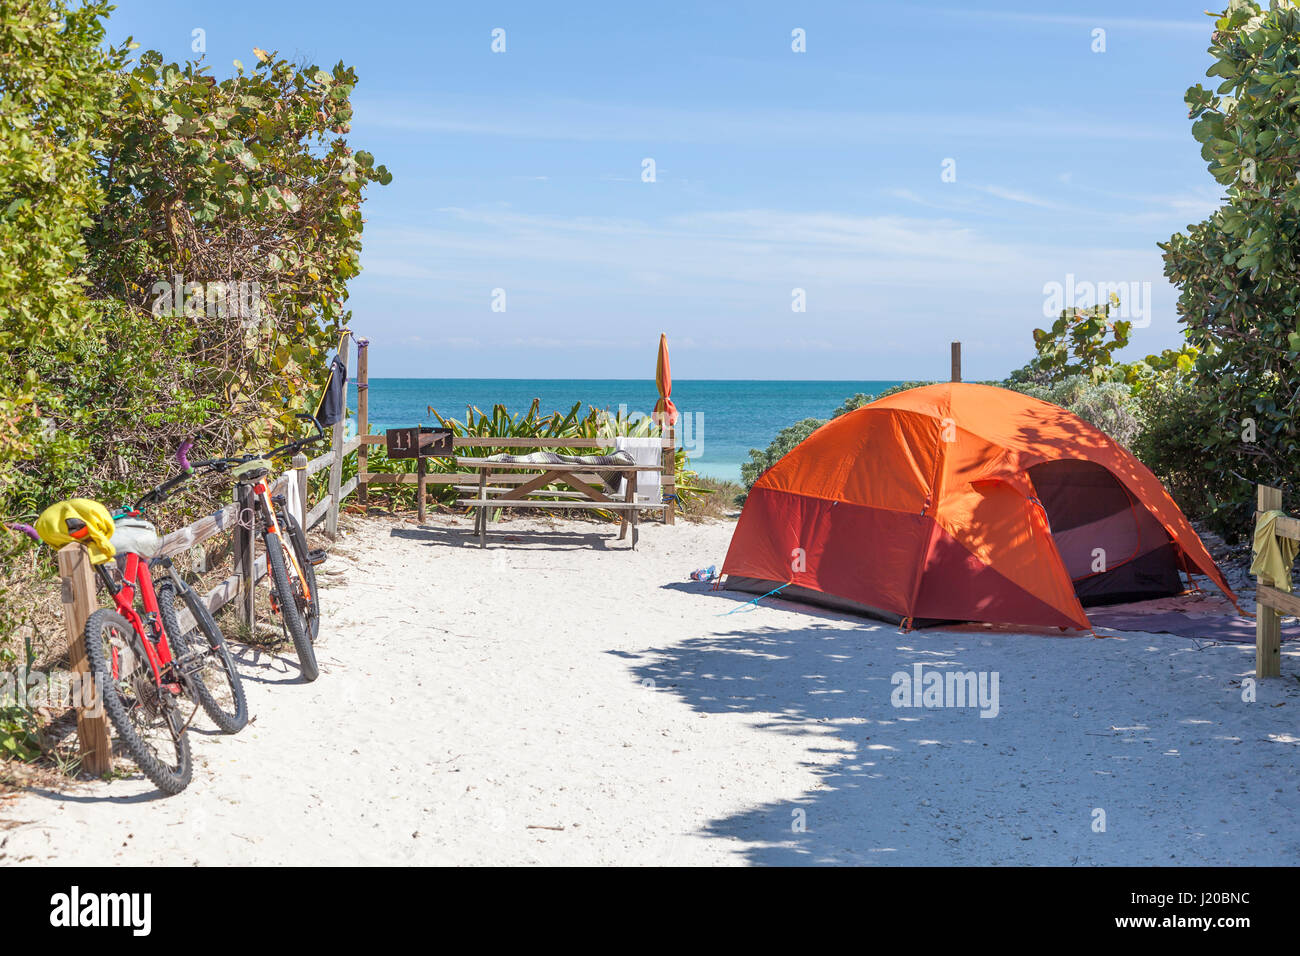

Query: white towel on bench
<box><xmin>614</xmin><ymin>437</ymin><xmax>663</xmax><ymax>502</ymax></box>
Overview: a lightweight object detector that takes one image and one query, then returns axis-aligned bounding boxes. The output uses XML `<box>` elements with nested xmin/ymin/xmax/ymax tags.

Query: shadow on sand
<box><xmin>389</xmin><ymin>524</ymin><xmax>626</xmax><ymax>551</ymax></box>
<box><xmin>623</xmin><ymin>587</ymin><xmax>1298</xmax><ymax>866</ymax></box>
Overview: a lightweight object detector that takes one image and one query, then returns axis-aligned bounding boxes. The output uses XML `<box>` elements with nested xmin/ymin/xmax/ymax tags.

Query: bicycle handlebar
<box><xmin>130</xmin><ymin>416</ymin><xmax>327</xmax><ymax>513</ymax></box>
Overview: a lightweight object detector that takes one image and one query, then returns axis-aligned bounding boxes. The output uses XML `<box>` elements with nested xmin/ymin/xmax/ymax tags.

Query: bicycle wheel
<box><xmin>157</xmin><ymin>577</ymin><xmax>248</xmax><ymax>734</ymax></box>
<box><xmin>265</xmin><ymin>529</ymin><xmax>319</xmax><ymax>682</ymax></box>
<box><xmin>278</xmin><ymin>510</ymin><xmax>320</xmax><ymax>642</ymax></box>
<box><xmin>82</xmin><ymin>609</ymin><xmax>192</xmax><ymax>795</ymax></box>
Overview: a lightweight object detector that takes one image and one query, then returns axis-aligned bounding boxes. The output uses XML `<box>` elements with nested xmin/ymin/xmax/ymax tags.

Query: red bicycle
<box><xmin>58</xmin><ymin>460</ymin><xmax>248</xmax><ymax>794</ymax></box>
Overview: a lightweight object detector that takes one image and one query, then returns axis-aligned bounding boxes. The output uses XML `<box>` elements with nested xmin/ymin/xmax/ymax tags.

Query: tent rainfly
<box><xmin>722</xmin><ymin>382</ymin><xmax>1237</xmax><ymax>631</ymax></box>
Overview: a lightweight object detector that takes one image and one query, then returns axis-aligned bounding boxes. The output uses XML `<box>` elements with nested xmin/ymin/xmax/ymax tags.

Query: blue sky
<box><xmin>104</xmin><ymin>1</ymin><xmax>1226</xmax><ymax>380</ymax></box>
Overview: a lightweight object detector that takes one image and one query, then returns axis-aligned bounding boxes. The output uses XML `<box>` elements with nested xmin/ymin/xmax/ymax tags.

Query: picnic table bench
<box><xmin>456</xmin><ymin>457</ymin><xmax>666</xmax><ymax>549</ymax></box>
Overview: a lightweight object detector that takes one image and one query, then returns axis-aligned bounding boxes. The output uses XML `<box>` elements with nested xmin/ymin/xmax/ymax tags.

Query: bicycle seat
<box><xmin>232</xmin><ymin>458</ymin><xmax>272</xmax><ymax>479</ymax></box>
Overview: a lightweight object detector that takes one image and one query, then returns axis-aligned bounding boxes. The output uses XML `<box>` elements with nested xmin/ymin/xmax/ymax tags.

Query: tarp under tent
<box><xmin>721</xmin><ymin>382</ymin><xmax>1238</xmax><ymax>631</ymax></box>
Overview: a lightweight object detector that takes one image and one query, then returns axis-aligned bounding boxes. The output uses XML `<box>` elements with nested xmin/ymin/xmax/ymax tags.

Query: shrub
<box><xmin>1129</xmin><ymin>371</ymin><xmax>1230</xmax><ymax>525</ymax></box>
<box><xmin>1</xmin><ymin>25</ymin><xmax>389</xmax><ymax>529</ymax></box>
<box><xmin>1007</xmin><ymin>375</ymin><xmax>1144</xmax><ymax>450</ymax></box>
<box><xmin>0</xmin><ymin>0</ymin><xmax>123</xmax><ymax>478</ymax></box>
<box><xmin>1159</xmin><ymin>1</ymin><xmax>1300</xmax><ymax>533</ymax></box>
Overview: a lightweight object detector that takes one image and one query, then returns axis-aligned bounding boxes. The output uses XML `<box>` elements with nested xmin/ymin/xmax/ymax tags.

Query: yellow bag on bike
<box><xmin>35</xmin><ymin>499</ymin><xmax>116</xmax><ymax>565</ymax></box>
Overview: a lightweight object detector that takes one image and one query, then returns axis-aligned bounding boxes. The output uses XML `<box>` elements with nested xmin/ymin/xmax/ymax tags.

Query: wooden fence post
<box><xmin>235</xmin><ymin>485</ymin><xmax>255</xmax><ymax>632</ymax></box>
<box><xmin>293</xmin><ymin>452</ymin><xmax>309</xmax><ymax>530</ymax></box>
<box><xmin>326</xmin><ymin>337</ymin><xmax>350</xmax><ymax>539</ymax></box>
<box><xmin>663</xmin><ymin>420</ymin><xmax>676</xmax><ymax>526</ymax></box>
<box><xmin>416</xmin><ymin>454</ymin><xmax>427</xmax><ymax>524</ymax></box>
<box><xmin>951</xmin><ymin>341</ymin><xmax>962</xmax><ymax>383</ymax></box>
<box><xmin>56</xmin><ymin>543</ymin><xmax>113</xmax><ymax>775</ymax></box>
<box><xmin>1256</xmin><ymin>483</ymin><xmax>1284</xmax><ymax>678</ymax></box>
<box><xmin>357</xmin><ymin>340</ymin><xmax>369</xmax><ymax>507</ymax></box>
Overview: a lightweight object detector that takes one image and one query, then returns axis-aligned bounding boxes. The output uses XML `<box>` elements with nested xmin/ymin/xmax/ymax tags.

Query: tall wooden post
<box><xmin>235</xmin><ymin>484</ymin><xmax>255</xmax><ymax>632</ymax></box>
<box><xmin>951</xmin><ymin>342</ymin><xmax>962</xmax><ymax>383</ymax></box>
<box><xmin>357</xmin><ymin>340</ymin><xmax>369</xmax><ymax>507</ymax></box>
<box><xmin>56</xmin><ymin>543</ymin><xmax>113</xmax><ymax>775</ymax></box>
<box><xmin>292</xmin><ymin>452</ymin><xmax>309</xmax><ymax>529</ymax></box>
<box><xmin>416</xmin><ymin>455</ymin><xmax>427</xmax><ymax>524</ymax></box>
<box><xmin>326</xmin><ymin>335</ymin><xmax>350</xmax><ymax>539</ymax></box>
<box><xmin>663</xmin><ymin>421</ymin><xmax>676</xmax><ymax>526</ymax></box>
<box><xmin>1256</xmin><ymin>483</ymin><xmax>1284</xmax><ymax>678</ymax></box>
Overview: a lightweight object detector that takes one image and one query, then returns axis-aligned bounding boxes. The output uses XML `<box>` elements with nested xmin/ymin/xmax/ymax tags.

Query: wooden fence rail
<box><xmin>1253</xmin><ymin>483</ymin><xmax>1295</xmax><ymax>678</ymax></box>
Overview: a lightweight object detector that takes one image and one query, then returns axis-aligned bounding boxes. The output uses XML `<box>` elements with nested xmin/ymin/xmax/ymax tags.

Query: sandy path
<box><xmin>2</xmin><ymin>513</ymin><xmax>1298</xmax><ymax>866</ymax></box>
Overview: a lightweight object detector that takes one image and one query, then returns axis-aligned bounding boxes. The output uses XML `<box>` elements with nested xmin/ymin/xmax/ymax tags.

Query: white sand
<box><xmin>3</xmin><ymin>512</ymin><xmax>1298</xmax><ymax>866</ymax></box>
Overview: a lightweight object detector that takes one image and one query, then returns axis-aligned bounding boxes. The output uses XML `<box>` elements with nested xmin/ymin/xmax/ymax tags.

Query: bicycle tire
<box><xmin>157</xmin><ymin>577</ymin><xmax>248</xmax><ymax>734</ymax></box>
<box><xmin>278</xmin><ymin>509</ymin><xmax>319</xmax><ymax>642</ymax></box>
<box><xmin>265</xmin><ymin>530</ymin><xmax>319</xmax><ymax>682</ymax></box>
<box><xmin>82</xmin><ymin>608</ymin><xmax>192</xmax><ymax>795</ymax></box>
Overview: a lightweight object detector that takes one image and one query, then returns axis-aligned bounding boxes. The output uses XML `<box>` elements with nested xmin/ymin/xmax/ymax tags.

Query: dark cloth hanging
<box><xmin>315</xmin><ymin>355</ymin><xmax>347</xmax><ymax>427</ymax></box>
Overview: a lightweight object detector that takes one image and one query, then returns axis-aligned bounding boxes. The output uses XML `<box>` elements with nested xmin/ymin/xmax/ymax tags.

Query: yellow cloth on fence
<box><xmin>1251</xmin><ymin>509</ymin><xmax>1299</xmax><ymax>593</ymax></box>
<box><xmin>35</xmin><ymin>499</ymin><xmax>116</xmax><ymax>565</ymax></box>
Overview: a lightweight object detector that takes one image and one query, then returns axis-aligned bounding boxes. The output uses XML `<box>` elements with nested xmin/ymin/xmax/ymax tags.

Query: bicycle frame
<box><xmin>94</xmin><ymin>553</ymin><xmax>181</xmax><ymax>693</ymax></box>
<box><xmin>239</xmin><ymin>473</ymin><xmax>313</xmax><ymax>608</ymax></box>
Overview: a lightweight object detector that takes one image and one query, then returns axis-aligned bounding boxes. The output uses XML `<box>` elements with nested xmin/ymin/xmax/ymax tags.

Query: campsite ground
<box><xmin>2</xmin><ymin>513</ymin><xmax>1298</xmax><ymax>866</ymax></box>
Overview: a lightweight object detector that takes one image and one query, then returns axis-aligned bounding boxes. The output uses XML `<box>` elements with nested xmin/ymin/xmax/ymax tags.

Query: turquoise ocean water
<box><xmin>353</xmin><ymin>379</ymin><xmax>906</xmax><ymax>483</ymax></box>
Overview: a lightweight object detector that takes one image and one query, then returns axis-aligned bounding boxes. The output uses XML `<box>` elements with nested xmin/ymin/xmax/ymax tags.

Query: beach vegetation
<box><xmin>1159</xmin><ymin>0</ymin><xmax>1300</xmax><ymax>536</ymax></box>
<box><xmin>343</xmin><ymin>399</ymin><xmax>711</xmax><ymax>516</ymax></box>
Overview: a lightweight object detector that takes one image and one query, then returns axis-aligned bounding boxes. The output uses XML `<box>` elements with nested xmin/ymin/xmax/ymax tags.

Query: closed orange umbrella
<box><xmin>653</xmin><ymin>333</ymin><xmax>678</xmax><ymax>428</ymax></box>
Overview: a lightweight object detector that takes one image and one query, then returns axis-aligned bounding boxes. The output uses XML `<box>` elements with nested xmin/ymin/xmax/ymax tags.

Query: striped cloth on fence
<box><xmin>484</xmin><ymin>450</ymin><xmax>634</xmax><ymax>493</ymax></box>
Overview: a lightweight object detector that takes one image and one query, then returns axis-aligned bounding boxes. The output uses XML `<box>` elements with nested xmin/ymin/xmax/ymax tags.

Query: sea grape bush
<box><xmin>86</xmin><ymin>46</ymin><xmax>391</xmax><ymax>455</ymax></box>
<box><xmin>0</xmin><ymin>1</ymin><xmax>123</xmax><ymax>477</ymax></box>
<box><xmin>1008</xmin><ymin>300</ymin><xmax>1197</xmax><ymax>393</ymax></box>
<box><xmin>1161</xmin><ymin>0</ymin><xmax>1300</xmax><ymax>533</ymax></box>
<box><xmin>0</xmin><ymin>2</ymin><xmax>388</xmax><ymax>535</ymax></box>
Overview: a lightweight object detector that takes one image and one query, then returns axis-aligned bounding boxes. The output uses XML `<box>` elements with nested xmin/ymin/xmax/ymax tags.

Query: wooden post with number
<box><xmin>1256</xmin><ymin>483</ymin><xmax>1284</xmax><ymax>678</ymax></box>
<box><xmin>951</xmin><ymin>341</ymin><xmax>962</xmax><ymax>383</ymax></box>
<box><xmin>56</xmin><ymin>543</ymin><xmax>113</xmax><ymax>775</ymax></box>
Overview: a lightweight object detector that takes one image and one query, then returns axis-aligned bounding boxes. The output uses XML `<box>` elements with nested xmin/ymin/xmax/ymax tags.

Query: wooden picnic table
<box><xmin>455</xmin><ymin>457</ymin><xmax>664</xmax><ymax>549</ymax></box>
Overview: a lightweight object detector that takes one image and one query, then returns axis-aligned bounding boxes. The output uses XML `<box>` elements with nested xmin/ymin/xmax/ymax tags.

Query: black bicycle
<box><xmin>184</xmin><ymin>415</ymin><xmax>328</xmax><ymax>681</ymax></box>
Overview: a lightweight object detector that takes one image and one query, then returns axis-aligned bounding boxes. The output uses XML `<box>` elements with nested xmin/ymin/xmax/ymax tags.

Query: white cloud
<box><xmin>974</xmin><ymin>185</ymin><xmax>1062</xmax><ymax>209</ymax></box>
<box><xmin>353</xmin><ymin>95</ymin><xmax>1183</xmax><ymax>146</ymax></box>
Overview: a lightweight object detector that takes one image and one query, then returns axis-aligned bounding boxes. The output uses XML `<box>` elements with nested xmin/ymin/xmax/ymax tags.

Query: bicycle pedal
<box><xmin>164</xmin><ymin>682</ymin><xmax>183</xmax><ymax>695</ymax></box>
<box><xmin>308</xmin><ymin>548</ymin><xmax>327</xmax><ymax>566</ymax></box>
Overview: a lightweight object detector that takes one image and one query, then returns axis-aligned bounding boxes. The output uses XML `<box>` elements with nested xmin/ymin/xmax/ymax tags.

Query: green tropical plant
<box><xmin>0</xmin><ymin>0</ymin><xmax>125</xmax><ymax>477</ymax></box>
<box><xmin>1159</xmin><ymin>0</ymin><xmax>1300</xmax><ymax>533</ymax></box>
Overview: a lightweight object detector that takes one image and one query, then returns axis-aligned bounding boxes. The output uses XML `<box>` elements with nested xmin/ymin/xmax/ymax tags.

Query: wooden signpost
<box><xmin>385</xmin><ymin>427</ymin><xmax>453</xmax><ymax>523</ymax></box>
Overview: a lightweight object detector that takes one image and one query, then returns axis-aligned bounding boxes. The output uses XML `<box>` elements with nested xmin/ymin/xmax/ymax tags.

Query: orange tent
<box><xmin>722</xmin><ymin>383</ymin><xmax>1236</xmax><ymax>631</ymax></box>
